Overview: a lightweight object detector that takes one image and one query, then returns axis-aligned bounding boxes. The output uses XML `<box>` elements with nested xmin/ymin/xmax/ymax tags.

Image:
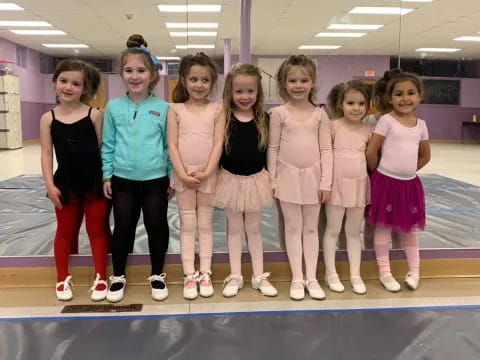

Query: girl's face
<box><xmin>122</xmin><ymin>54</ymin><xmax>152</xmax><ymax>96</ymax></box>
<box><xmin>390</xmin><ymin>80</ymin><xmax>421</xmax><ymax>116</ymax></box>
<box><xmin>342</xmin><ymin>89</ymin><xmax>367</xmax><ymax>123</ymax></box>
<box><xmin>232</xmin><ymin>74</ymin><xmax>258</xmax><ymax>112</ymax></box>
<box><xmin>185</xmin><ymin>65</ymin><xmax>213</xmax><ymax>102</ymax></box>
<box><xmin>54</xmin><ymin>70</ymin><xmax>85</xmax><ymax>104</ymax></box>
<box><xmin>285</xmin><ymin>66</ymin><xmax>314</xmax><ymax>102</ymax></box>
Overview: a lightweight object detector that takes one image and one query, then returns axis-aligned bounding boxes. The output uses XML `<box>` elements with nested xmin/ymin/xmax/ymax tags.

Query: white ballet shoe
<box><xmin>222</xmin><ymin>274</ymin><xmax>243</xmax><ymax>298</ymax></box>
<box><xmin>251</xmin><ymin>273</ymin><xmax>278</xmax><ymax>297</ymax></box>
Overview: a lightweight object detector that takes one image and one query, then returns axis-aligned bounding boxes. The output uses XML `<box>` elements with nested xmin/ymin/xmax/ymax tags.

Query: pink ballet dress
<box><xmin>328</xmin><ymin>120</ymin><xmax>373</xmax><ymax>208</ymax></box>
<box><xmin>268</xmin><ymin>105</ymin><xmax>333</xmax><ymax>205</ymax></box>
<box><xmin>170</xmin><ymin>102</ymin><xmax>221</xmax><ymax>193</ymax></box>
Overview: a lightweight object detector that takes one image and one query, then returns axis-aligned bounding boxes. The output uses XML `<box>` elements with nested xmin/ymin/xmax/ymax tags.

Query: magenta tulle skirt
<box><xmin>365</xmin><ymin>170</ymin><xmax>426</xmax><ymax>233</ymax></box>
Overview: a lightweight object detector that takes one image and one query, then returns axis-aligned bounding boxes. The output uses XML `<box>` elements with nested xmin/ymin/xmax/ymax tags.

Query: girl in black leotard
<box><xmin>40</xmin><ymin>59</ymin><xmax>109</xmax><ymax>302</ymax></box>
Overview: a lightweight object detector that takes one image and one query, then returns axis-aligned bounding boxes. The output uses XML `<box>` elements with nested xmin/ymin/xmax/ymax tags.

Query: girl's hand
<box><xmin>182</xmin><ymin>175</ymin><xmax>201</xmax><ymax>189</ymax></box>
<box><xmin>103</xmin><ymin>181</ymin><xmax>112</xmax><ymax>199</ymax></box>
<box><xmin>167</xmin><ymin>187</ymin><xmax>176</xmax><ymax>200</ymax></box>
<box><xmin>191</xmin><ymin>171</ymin><xmax>208</xmax><ymax>182</ymax></box>
<box><xmin>47</xmin><ymin>185</ymin><xmax>63</xmax><ymax>209</ymax></box>
<box><xmin>318</xmin><ymin>190</ymin><xmax>331</xmax><ymax>203</ymax></box>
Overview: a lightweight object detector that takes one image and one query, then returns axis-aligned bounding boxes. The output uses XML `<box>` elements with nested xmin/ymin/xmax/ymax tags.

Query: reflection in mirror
<box><xmin>1</xmin><ymin>0</ymin><xmax>478</xmax><ymax>258</ymax></box>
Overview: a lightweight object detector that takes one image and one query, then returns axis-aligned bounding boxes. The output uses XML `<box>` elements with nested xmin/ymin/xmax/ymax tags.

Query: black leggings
<box><xmin>111</xmin><ymin>175</ymin><xmax>169</xmax><ymax>276</ymax></box>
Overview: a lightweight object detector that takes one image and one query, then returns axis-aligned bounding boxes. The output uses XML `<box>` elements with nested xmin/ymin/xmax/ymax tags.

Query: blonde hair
<box><xmin>222</xmin><ymin>63</ymin><xmax>268</xmax><ymax>153</ymax></box>
<box><xmin>327</xmin><ymin>80</ymin><xmax>371</xmax><ymax>119</ymax></box>
<box><xmin>276</xmin><ymin>55</ymin><xmax>317</xmax><ymax>105</ymax></box>
<box><xmin>119</xmin><ymin>34</ymin><xmax>159</xmax><ymax>92</ymax></box>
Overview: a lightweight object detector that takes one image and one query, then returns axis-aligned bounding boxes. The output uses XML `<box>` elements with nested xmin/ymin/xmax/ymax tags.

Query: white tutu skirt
<box><xmin>212</xmin><ymin>168</ymin><xmax>273</xmax><ymax>212</ymax></box>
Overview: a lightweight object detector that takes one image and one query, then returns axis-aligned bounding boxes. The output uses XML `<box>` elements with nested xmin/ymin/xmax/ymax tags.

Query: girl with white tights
<box><xmin>323</xmin><ymin>80</ymin><xmax>373</xmax><ymax>295</ymax></box>
<box><xmin>268</xmin><ymin>55</ymin><xmax>333</xmax><ymax>301</ymax></box>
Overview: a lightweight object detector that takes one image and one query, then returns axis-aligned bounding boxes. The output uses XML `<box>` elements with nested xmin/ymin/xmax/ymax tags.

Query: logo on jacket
<box><xmin>149</xmin><ymin>110</ymin><xmax>161</xmax><ymax>117</ymax></box>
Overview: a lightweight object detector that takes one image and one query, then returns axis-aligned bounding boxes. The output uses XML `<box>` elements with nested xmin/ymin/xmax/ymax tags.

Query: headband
<box><xmin>131</xmin><ymin>45</ymin><xmax>162</xmax><ymax>70</ymax></box>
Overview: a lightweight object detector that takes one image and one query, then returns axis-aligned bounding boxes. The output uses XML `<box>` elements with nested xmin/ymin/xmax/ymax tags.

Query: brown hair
<box><xmin>172</xmin><ymin>52</ymin><xmax>218</xmax><ymax>103</ymax></box>
<box><xmin>375</xmin><ymin>69</ymin><xmax>423</xmax><ymax>113</ymax></box>
<box><xmin>222</xmin><ymin>63</ymin><xmax>268</xmax><ymax>153</ymax></box>
<box><xmin>52</xmin><ymin>59</ymin><xmax>101</xmax><ymax>104</ymax></box>
<box><xmin>119</xmin><ymin>34</ymin><xmax>159</xmax><ymax>92</ymax></box>
<box><xmin>276</xmin><ymin>55</ymin><xmax>317</xmax><ymax>105</ymax></box>
<box><xmin>327</xmin><ymin>80</ymin><xmax>371</xmax><ymax>119</ymax></box>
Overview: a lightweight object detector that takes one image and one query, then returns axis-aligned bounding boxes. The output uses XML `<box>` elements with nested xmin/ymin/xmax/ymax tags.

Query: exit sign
<box><xmin>364</xmin><ymin>70</ymin><xmax>376</xmax><ymax>77</ymax></box>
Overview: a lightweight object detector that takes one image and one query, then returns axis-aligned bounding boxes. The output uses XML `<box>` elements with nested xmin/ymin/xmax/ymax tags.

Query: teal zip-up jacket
<box><xmin>102</xmin><ymin>94</ymin><xmax>172</xmax><ymax>181</ymax></box>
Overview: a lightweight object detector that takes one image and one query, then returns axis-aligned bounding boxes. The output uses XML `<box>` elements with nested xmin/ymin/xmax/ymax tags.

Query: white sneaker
<box><xmin>106</xmin><ymin>275</ymin><xmax>126</xmax><ymax>303</ymax></box>
<box><xmin>222</xmin><ymin>274</ymin><xmax>243</xmax><ymax>297</ymax></box>
<box><xmin>251</xmin><ymin>273</ymin><xmax>278</xmax><ymax>297</ymax></box>
<box><xmin>183</xmin><ymin>272</ymin><xmax>199</xmax><ymax>300</ymax></box>
<box><xmin>56</xmin><ymin>275</ymin><xmax>73</xmax><ymax>301</ymax></box>
<box><xmin>289</xmin><ymin>280</ymin><xmax>305</xmax><ymax>301</ymax></box>
<box><xmin>379</xmin><ymin>272</ymin><xmax>401</xmax><ymax>292</ymax></box>
<box><xmin>149</xmin><ymin>273</ymin><xmax>168</xmax><ymax>301</ymax></box>
<box><xmin>325</xmin><ymin>273</ymin><xmax>345</xmax><ymax>293</ymax></box>
<box><xmin>404</xmin><ymin>272</ymin><xmax>420</xmax><ymax>290</ymax></box>
<box><xmin>350</xmin><ymin>276</ymin><xmax>367</xmax><ymax>295</ymax></box>
<box><xmin>199</xmin><ymin>271</ymin><xmax>214</xmax><ymax>298</ymax></box>
<box><xmin>89</xmin><ymin>273</ymin><xmax>107</xmax><ymax>302</ymax></box>
<box><xmin>305</xmin><ymin>279</ymin><xmax>326</xmax><ymax>300</ymax></box>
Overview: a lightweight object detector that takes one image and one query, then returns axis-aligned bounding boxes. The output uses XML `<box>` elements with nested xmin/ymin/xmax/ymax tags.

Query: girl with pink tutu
<box><xmin>366</xmin><ymin>70</ymin><xmax>431</xmax><ymax>292</ymax></box>
<box><xmin>323</xmin><ymin>80</ymin><xmax>373</xmax><ymax>295</ymax></box>
<box><xmin>212</xmin><ymin>63</ymin><xmax>277</xmax><ymax>298</ymax></box>
<box><xmin>167</xmin><ymin>53</ymin><xmax>225</xmax><ymax>300</ymax></box>
<box><xmin>268</xmin><ymin>55</ymin><xmax>333</xmax><ymax>300</ymax></box>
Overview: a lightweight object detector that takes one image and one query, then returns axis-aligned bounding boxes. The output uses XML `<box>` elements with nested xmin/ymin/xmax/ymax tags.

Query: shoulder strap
<box><xmin>88</xmin><ymin>107</ymin><xmax>93</xmax><ymax>117</ymax></box>
<box><xmin>50</xmin><ymin>109</ymin><xmax>56</xmax><ymax>120</ymax></box>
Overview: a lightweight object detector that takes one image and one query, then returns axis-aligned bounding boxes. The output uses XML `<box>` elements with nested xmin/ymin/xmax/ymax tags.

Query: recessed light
<box><xmin>349</xmin><ymin>7</ymin><xmax>414</xmax><ymax>15</ymax></box>
<box><xmin>454</xmin><ymin>36</ymin><xmax>480</xmax><ymax>42</ymax></box>
<box><xmin>0</xmin><ymin>21</ymin><xmax>51</xmax><ymax>26</ymax></box>
<box><xmin>416</xmin><ymin>48</ymin><xmax>461</xmax><ymax>53</ymax></box>
<box><xmin>158</xmin><ymin>5</ymin><xmax>221</xmax><ymax>12</ymax></box>
<box><xmin>42</xmin><ymin>44</ymin><xmax>89</xmax><ymax>48</ymax></box>
<box><xmin>298</xmin><ymin>45</ymin><xmax>342</xmax><ymax>50</ymax></box>
<box><xmin>175</xmin><ymin>44</ymin><xmax>215</xmax><ymax>49</ymax></box>
<box><xmin>10</xmin><ymin>29</ymin><xmax>65</xmax><ymax>35</ymax></box>
<box><xmin>316</xmin><ymin>32</ymin><xmax>366</xmax><ymax>38</ymax></box>
<box><xmin>166</xmin><ymin>23</ymin><xmax>218</xmax><ymax>29</ymax></box>
<box><xmin>328</xmin><ymin>24</ymin><xmax>384</xmax><ymax>30</ymax></box>
<box><xmin>156</xmin><ymin>56</ymin><xmax>181</xmax><ymax>60</ymax></box>
<box><xmin>0</xmin><ymin>3</ymin><xmax>23</xmax><ymax>10</ymax></box>
<box><xmin>169</xmin><ymin>32</ymin><xmax>217</xmax><ymax>37</ymax></box>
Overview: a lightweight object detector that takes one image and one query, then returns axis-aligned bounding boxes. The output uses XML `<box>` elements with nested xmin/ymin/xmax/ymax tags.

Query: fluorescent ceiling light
<box><xmin>0</xmin><ymin>3</ymin><xmax>23</xmax><ymax>10</ymax></box>
<box><xmin>156</xmin><ymin>56</ymin><xmax>181</xmax><ymax>60</ymax></box>
<box><xmin>10</xmin><ymin>29</ymin><xmax>65</xmax><ymax>35</ymax></box>
<box><xmin>42</xmin><ymin>44</ymin><xmax>89</xmax><ymax>48</ymax></box>
<box><xmin>328</xmin><ymin>24</ymin><xmax>383</xmax><ymax>30</ymax></box>
<box><xmin>298</xmin><ymin>45</ymin><xmax>341</xmax><ymax>50</ymax></box>
<box><xmin>158</xmin><ymin>5</ymin><xmax>221</xmax><ymax>12</ymax></box>
<box><xmin>0</xmin><ymin>21</ymin><xmax>51</xmax><ymax>26</ymax></box>
<box><xmin>401</xmin><ymin>0</ymin><xmax>433</xmax><ymax>2</ymax></box>
<box><xmin>316</xmin><ymin>32</ymin><xmax>366</xmax><ymax>38</ymax></box>
<box><xmin>169</xmin><ymin>31</ymin><xmax>217</xmax><ymax>37</ymax></box>
<box><xmin>454</xmin><ymin>36</ymin><xmax>480</xmax><ymax>42</ymax></box>
<box><xmin>175</xmin><ymin>44</ymin><xmax>215</xmax><ymax>49</ymax></box>
<box><xmin>349</xmin><ymin>7</ymin><xmax>414</xmax><ymax>15</ymax></box>
<box><xmin>416</xmin><ymin>48</ymin><xmax>461</xmax><ymax>53</ymax></box>
<box><xmin>166</xmin><ymin>23</ymin><xmax>218</xmax><ymax>29</ymax></box>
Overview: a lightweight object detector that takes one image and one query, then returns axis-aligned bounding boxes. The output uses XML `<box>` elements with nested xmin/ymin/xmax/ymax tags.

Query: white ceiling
<box><xmin>0</xmin><ymin>0</ymin><xmax>480</xmax><ymax>60</ymax></box>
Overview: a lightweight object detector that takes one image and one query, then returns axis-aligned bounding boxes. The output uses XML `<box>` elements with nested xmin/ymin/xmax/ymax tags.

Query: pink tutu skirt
<box><xmin>212</xmin><ymin>168</ymin><xmax>273</xmax><ymax>212</ymax></box>
<box><xmin>366</xmin><ymin>170</ymin><xmax>425</xmax><ymax>233</ymax></box>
